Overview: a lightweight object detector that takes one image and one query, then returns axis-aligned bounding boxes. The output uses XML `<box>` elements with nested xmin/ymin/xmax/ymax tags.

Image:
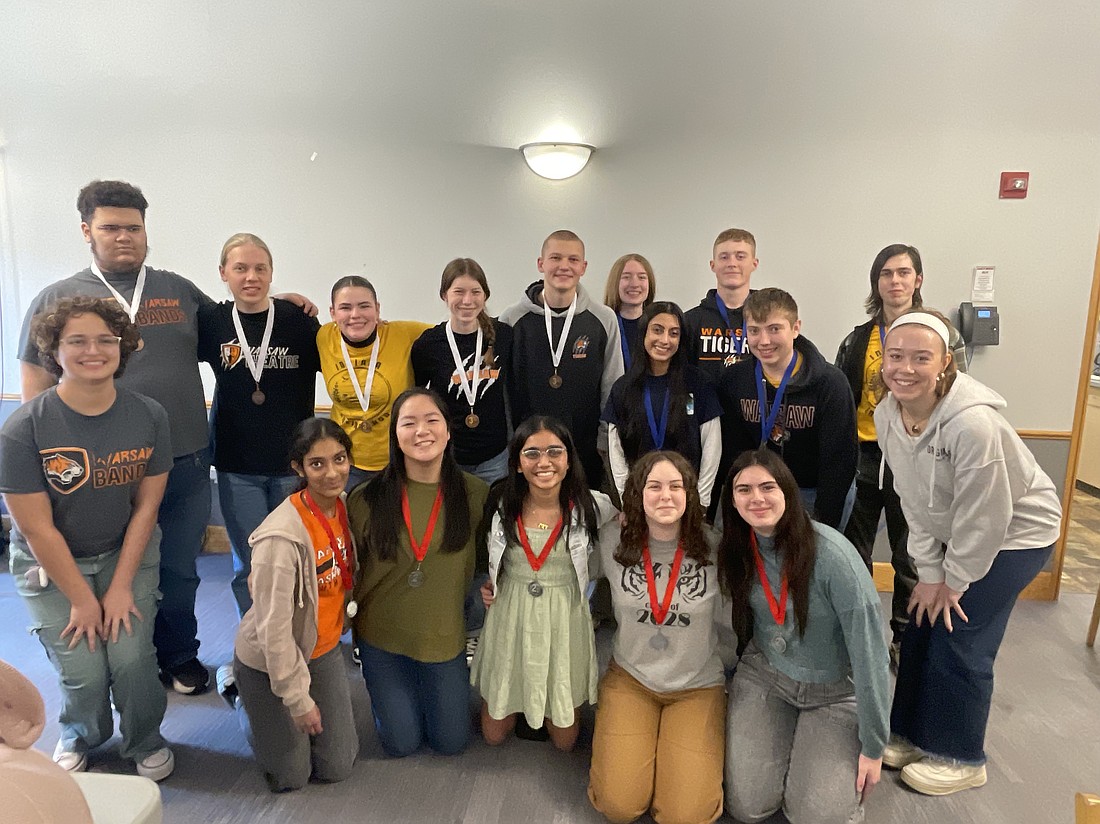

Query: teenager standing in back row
<box><xmin>501</xmin><ymin>230</ymin><xmax>623</xmax><ymax>489</ymax></box>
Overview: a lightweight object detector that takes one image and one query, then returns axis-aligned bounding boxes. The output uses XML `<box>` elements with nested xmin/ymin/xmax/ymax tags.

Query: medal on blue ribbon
<box><xmin>644</xmin><ymin>380</ymin><xmax>671</xmax><ymax>450</ymax></box>
<box><xmin>755</xmin><ymin>356</ymin><xmax>797</xmax><ymax>447</ymax></box>
<box><xmin>617</xmin><ymin>313</ymin><xmax>632</xmax><ymax>370</ymax></box>
<box><xmin>714</xmin><ymin>294</ymin><xmax>749</xmax><ymax>359</ymax></box>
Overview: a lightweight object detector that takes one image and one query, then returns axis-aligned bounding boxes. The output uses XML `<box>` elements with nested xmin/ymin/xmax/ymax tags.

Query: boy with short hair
<box><xmin>684</xmin><ymin>228</ymin><xmax>758</xmax><ymax>381</ymax></box>
<box><xmin>718</xmin><ymin>287</ymin><xmax>857</xmax><ymax>530</ymax></box>
<box><xmin>501</xmin><ymin>230</ymin><xmax>624</xmax><ymax>488</ymax></box>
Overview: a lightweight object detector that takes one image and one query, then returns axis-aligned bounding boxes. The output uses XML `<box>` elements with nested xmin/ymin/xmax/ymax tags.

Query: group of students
<box><xmin>0</xmin><ymin>178</ymin><xmax>1063</xmax><ymax>823</ymax></box>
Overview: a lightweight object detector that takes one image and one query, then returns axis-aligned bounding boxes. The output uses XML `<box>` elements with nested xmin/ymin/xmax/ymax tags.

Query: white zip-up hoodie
<box><xmin>874</xmin><ymin>373</ymin><xmax>1061</xmax><ymax>592</ymax></box>
<box><xmin>485</xmin><ymin>491</ymin><xmax>619</xmax><ymax>596</ymax></box>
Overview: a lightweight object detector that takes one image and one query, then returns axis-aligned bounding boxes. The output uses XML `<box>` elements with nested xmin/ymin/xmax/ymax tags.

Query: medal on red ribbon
<box><xmin>516</xmin><ymin>514</ymin><xmax>565</xmax><ymax>597</ymax></box>
<box><xmin>750</xmin><ymin>531</ymin><xmax>789</xmax><ymax>653</ymax></box>
<box><xmin>402</xmin><ymin>486</ymin><xmax>444</xmax><ymax>587</ymax></box>
<box><xmin>642</xmin><ymin>542</ymin><xmax>684</xmax><ymax>650</ymax></box>
<box><xmin>301</xmin><ymin>490</ymin><xmax>357</xmax><ymax>617</ymax></box>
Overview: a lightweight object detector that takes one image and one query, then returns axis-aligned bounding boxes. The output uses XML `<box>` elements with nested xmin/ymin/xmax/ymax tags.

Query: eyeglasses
<box><xmin>520</xmin><ymin>446</ymin><xmax>567</xmax><ymax>461</ymax></box>
<box><xmin>59</xmin><ymin>335</ymin><xmax>122</xmax><ymax>351</ymax></box>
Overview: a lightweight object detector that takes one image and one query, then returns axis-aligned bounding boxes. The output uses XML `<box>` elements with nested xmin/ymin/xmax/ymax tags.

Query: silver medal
<box><xmin>408</xmin><ymin>568</ymin><xmax>425</xmax><ymax>588</ymax></box>
<box><xmin>649</xmin><ymin>632</ymin><xmax>669</xmax><ymax>651</ymax></box>
<box><xmin>527</xmin><ymin>580</ymin><xmax>544</xmax><ymax>597</ymax></box>
<box><xmin>346</xmin><ymin>600</ymin><xmax>358</xmax><ymax>618</ymax></box>
<box><xmin>771</xmin><ymin>635</ymin><xmax>787</xmax><ymax>654</ymax></box>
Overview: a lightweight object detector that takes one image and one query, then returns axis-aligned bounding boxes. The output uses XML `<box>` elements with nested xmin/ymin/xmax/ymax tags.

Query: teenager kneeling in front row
<box><xmin>589</xmin><ymin>451</ymin><xmax>730</xmax><ymax>824</ymax></box>
<box><xmin>348</xmin><ymin>388</ymin><xmax>489</xmax><ymax>757</ymax></box>
<box><xmin>719</xmin><ymin>448</ymin><xmax>889</xmax><ymax>824</ymax></box>
<box><xmin>472</xmin><ymin>415</ymin><xmax>617</xmax><ymax>750</ymax></box>
<box><xmin>233</xmin><ymin>418</ymin><xmax>359</xmax><ymax>792</ymax></box>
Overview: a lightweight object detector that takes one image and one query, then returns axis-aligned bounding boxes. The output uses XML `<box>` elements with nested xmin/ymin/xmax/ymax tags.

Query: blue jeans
<box><xmin>890</xmin><ymin>544</ymin><xmax>1052</xmax><ymax>765</ymax></box>
<box><xmin>10</xmin><ymin>533</ymin><xmax>167</xmax><ymax>761</ymax></box>
<box><xmin>457</xmin><ymin>449</ymin><xmax>507</xmax><ymax>633</ymax></box>
<box><xmin>218</xmin><ymin>472</ymin><xmax>301</xmax><ymax>616</ymax></box>
<box><xmin>153</xmin><ymin>448</ymin><xmax>212</xmax><ymax>669</ymax></box>
<box><xmin>798</xmin><ymin>481</ymin><xmax>857</xmax><ymax>534</ymax></box>
<box><xmin>458</xmin><ymin>448</ymin><xmax>509</xmax><ymax>486</ymax></box>
<box><xmin>357</xmin><ymin>641</ymin><xmax>470</xmax><ymax>757</ymax></box>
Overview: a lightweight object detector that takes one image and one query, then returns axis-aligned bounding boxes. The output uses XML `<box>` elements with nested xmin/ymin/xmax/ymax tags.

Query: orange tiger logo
<box><xmin>40</xmin><ymin>449</ymin><xmax>89</xmax><ymax>494</ymax></box>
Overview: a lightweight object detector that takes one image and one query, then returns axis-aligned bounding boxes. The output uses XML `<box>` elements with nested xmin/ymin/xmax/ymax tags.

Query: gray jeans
<box><xmin>235</xmin><ymin>645</ymin><xmax>358</xmax><ymax>791</ymax></box>
<box><xmin>725</xmin><ymin>645</ymin><xmax>863</xmax><ymax>824</ymax></box>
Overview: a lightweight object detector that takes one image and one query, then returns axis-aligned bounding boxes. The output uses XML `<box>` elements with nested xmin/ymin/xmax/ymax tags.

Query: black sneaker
<box><xmin>163</xmin><ymin>658</ymin><xmax>210</xmax><ymax>695</ymax></box>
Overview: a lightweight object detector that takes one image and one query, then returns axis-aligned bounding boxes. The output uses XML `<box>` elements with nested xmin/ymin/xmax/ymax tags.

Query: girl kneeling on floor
<box><xmin>348</xmin><ymin>387</ymin><xmax>489</xmax><ymax>757</ymax></box>
<box><xmin>233</xmin><ymin>417</ymin><xmax>359</xmax><ymax>792</ymax></box>
<box><xmin>588</xmin><ymin>451</ymin><xmax>730</xmax><ymax>824</ymax></box>
<box><xmin>719</xmin><ymin>448</ymin><xmax>890</xmax><ymax>824</ymax></box>
<box><xmin>471</xmin><ymin>415</ymin><xmax>618</xmax><ymax>751</ymax></box>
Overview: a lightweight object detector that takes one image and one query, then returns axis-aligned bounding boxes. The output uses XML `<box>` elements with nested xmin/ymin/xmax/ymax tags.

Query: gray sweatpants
<box><xmin>725</xmin><ymin>645</ymin><xmax>864</xmax><ymax>824</ymax></box>
<box><xmin>235</xmin><ymin>645</ymin><xmax>358</xmax><ymax>792</ymax></box>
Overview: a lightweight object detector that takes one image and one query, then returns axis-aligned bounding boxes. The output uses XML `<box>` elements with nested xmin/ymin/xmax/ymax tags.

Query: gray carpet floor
<box><xmin>2</xmin><ymin>553</ymin><xmax>1098</xmax><ymax>823</ymax></box>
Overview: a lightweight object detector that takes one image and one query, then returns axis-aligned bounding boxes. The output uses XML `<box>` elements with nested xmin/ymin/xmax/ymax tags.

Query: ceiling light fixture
<box><xmin>520</xmin><ymin>142</ymin><xmax>595</xmax><ymax>180</ymax></box>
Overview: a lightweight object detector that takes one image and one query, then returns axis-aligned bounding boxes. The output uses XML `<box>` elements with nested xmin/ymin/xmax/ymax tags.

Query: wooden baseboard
<box><xmin>873</xmin><ymin>562</ymin><xmax>1055</xmax><ymax>601</ymax></box>
<box><xmin>202</xmin><ymin>525</ymin><xmax>231</xmax><ymax>554</ymax></box>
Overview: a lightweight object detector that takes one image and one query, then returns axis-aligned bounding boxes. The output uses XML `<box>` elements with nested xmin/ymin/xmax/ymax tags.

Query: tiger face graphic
<box><xmin>41</xmin><ymin>448</ymin><xmax>90</xmax><ymax>494</ymax></box>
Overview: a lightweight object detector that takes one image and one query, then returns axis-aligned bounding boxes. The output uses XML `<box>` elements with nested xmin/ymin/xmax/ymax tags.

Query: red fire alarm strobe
<box><xmin>1000</xmin><ymin>171</ymin><xmax>1029</xmax><ymax>199</ymax></box>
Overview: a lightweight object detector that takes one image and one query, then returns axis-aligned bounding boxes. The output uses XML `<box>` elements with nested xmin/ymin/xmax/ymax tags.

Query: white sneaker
<box><xmin>901</xmin><ymin>757</ymin><xmax>987</xmax><ymax>795</ymax></box>
<box><xmin>52</xmin><ymin>740</ymin><xmax>88</xmax><ymax>772</ymax></box>
<box><xmin>882</xmin><ymin>735</ymin><xmax>923</xmax><ymax>769</ymax></box>
<box><xmin>136</xmin><ymin>747</ymin><xmax>175</xmax><ymax>782</ymax></box>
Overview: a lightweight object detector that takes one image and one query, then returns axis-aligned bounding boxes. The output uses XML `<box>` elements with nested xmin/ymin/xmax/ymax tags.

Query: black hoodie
<box><xmin>716</xmin><ymin>334</ymin><xmax>857</xmax><ymax>528</ymax></box>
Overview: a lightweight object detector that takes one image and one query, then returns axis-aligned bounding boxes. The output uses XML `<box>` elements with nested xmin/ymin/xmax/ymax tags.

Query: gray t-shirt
<box><xmin>601</xmin><ymin>531</ymin><xmax>728</xmax><ymax>693</ymax></box>
<box><xmin>18</xmin><ymin>267</ymin><xmax>212</xmax><ymax>457</ymax></box>
<box><xmin>0</xmin><ymin>387</ymin><xmax>173</xmax><ymax>558</ymax></box>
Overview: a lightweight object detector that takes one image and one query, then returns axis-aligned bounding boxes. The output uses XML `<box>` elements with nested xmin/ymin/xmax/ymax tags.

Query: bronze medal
<box><xmin>358</xmin><ymin>420</ymin><xmax>373</xmax><ymax>432</ymax></box>
<box><xmin>251</xmin><ymin>388</ymin><xmax>266</xmax><ymax>405</ymax></box>
<box><xmin>465</xmin><ymin>412</ymin><xmax>480</xmax><ymax>429</ymax></box>
<box><xmin>549</xmin><ymin>372</ymin><xmax>563</xmax><ymax>389</ymax></box>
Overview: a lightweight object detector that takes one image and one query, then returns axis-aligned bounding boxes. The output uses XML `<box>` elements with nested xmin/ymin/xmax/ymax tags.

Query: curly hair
<box><xmin>32</xmin><ymin>296</ymin><xmax>142</xmax><ymax>379</ymax></box>
<box><xmin>615</xmin><ymin>451</ymin><xmax>710</xmax><ymax>568</ymax></box>
<box><xmin>76</xmin><ymin>180</ymin><xmax>148</xmax><ymax>223</ymax></box>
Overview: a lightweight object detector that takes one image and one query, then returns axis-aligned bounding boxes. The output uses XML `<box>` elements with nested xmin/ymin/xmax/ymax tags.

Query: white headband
<box><xmin>888</xmin><ymin>312</ymin><xmax>951</xmax><ymax>350</ymax></box>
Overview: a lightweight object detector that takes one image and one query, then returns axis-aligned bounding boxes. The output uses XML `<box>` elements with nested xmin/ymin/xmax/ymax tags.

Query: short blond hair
<box><xmin>541</xmin><ymin>229</ymin><xmax>585</xmax><ymax>257</ymax></box>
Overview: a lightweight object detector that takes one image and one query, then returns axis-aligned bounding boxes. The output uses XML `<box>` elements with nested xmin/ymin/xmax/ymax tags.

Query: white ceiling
<box><xmin>3</xmin><ymin>1</ymin><xmax>1099</xmax><ymax>148</ymax></box>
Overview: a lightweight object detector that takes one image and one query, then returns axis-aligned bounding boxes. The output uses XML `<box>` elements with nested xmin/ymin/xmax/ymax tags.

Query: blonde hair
<box><xmin>602</xmin><ymin>253</ymin><xmax>656</xmax><ymax>312</ymax></box>
<box><xmin>872</xmin><ymin>307</ymin><xmax>959</xmax><ymax>403</ymax></box>
<box><xmin>219</xmin><ymin>232</ymin><xmax>273</xmax><ymax>268</ymax></box>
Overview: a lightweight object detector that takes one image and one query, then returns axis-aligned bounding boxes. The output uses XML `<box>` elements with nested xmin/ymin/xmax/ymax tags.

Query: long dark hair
<box><xmin>717</xmin><ymin>448</ymin><xmax>817</xmax><ymax>643</ymax></box>
<box><xmin>618</xmin><ymin>301</ymin><xmax>690</xmax><ymax>462</ymax></box>
<box><xmin>864</xmin><ymin>243</ymin><xmax>923</xmax><ymax>320</ymax></box>
<box><xmin>616</xmin><ymin>451</ymin><xmax>710</xmax><ymax>568</ymax></box>
<box><xmin>357</xmin><ymin>387</ymin><xmax>471</xmax><ymax>562</ymax></box>
<box><xmin>288</xmin><ymin>418</ymin><xmax>353</xmax><ymax>489</ymax></box>
<box><xmin>486</xmin><ymin>415</ymin><xmax>598</xmax><ymax>548</ymax></box>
